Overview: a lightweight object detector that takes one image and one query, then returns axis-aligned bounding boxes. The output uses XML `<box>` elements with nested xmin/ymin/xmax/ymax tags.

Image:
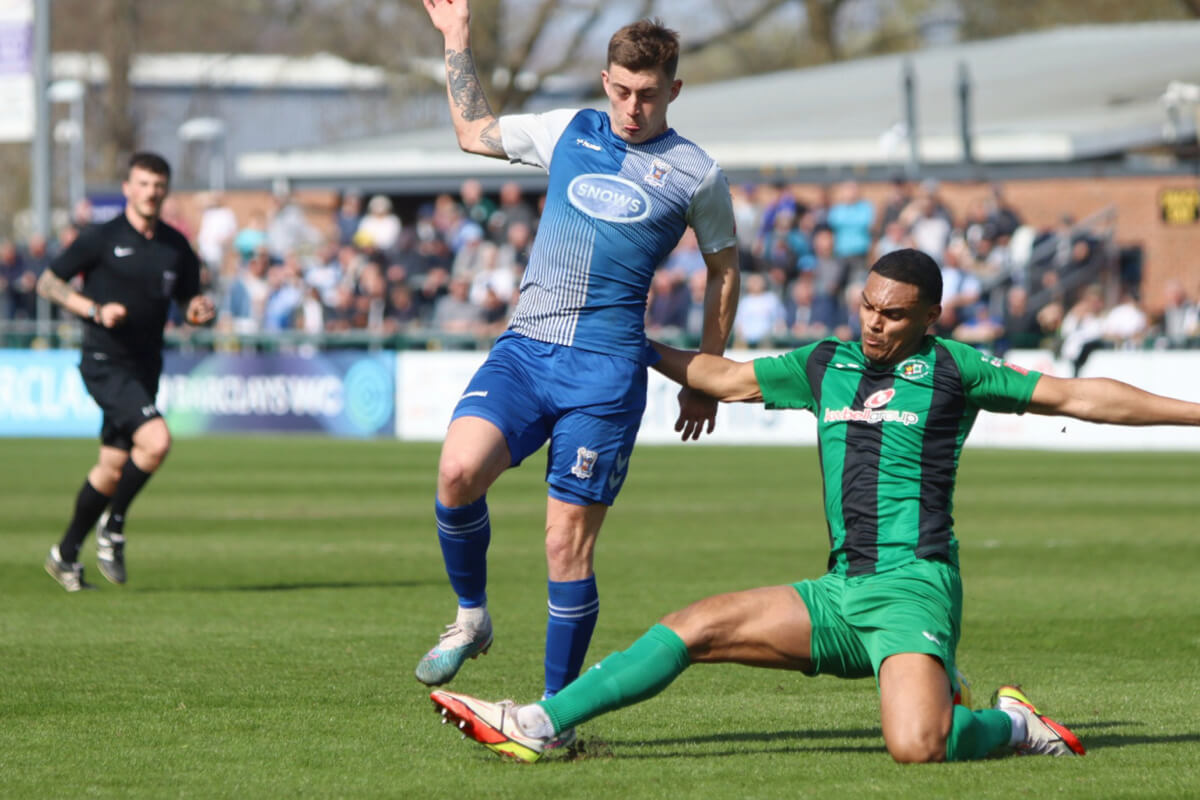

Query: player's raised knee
<box><xmin>132</xmin><ymin>417</ymin><xmax>172</xmax><ymax>465</ymax></box>
<box><xmin>149</xmin><ymin>434</ymin><xmax>172</xmax><ymax>463</ymax></box>
<box><xmin>437</xmin><ymin>454</ymin><xmax>484</xmax><ymax>505</ymax></box>
<box><xmin>885</xmin><ymin>730</ymin><xmax>948</xmax><ymax>763</ymax></box>
<box><xmin>138</xmin><ymin>430</ymin><xmax>172</xmax><ymax>466</ymax></box>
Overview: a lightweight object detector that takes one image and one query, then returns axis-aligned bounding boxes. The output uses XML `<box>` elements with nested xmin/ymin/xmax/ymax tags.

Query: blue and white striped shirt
<box><xmin>499</xmin><ymin>108</ymin><xmax>736</xmax><ymax>361</ymax></box>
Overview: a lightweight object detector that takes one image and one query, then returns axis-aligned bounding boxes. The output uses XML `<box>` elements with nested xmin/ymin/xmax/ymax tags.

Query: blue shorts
<box><xmin>451</xmin><ymin>331</ymin><xmax>647</xmax><ymax>506</ymax></box>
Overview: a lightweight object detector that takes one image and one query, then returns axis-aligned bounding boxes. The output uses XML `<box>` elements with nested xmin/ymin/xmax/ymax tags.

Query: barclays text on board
<box><xmin>158</xmin><ymin>353</ymin><xmax>396</xmax><ymax>436</ymax></box>
<box><xmin>9</xmin><ymin>349</ymin><xmax>1200</xmax><ymax>448</ymax></box>
<box><xmin>158</xmin><ymin>374</ymin><xmax>345</xmax><ymax>417</ymax></box>
<box><xmin>0</xmin><ymin>351</ymin><xmax>101</xmax><ymax>436</ymax></box>
<box><xmin>0</xmin><ymin>362</ymin><xmax>99</xmax><ymax>420</ymax></box>
<box><xmin>0</xmin><ymin>350</ymin><xmax>395</xmax><ymax>438</ymax></box>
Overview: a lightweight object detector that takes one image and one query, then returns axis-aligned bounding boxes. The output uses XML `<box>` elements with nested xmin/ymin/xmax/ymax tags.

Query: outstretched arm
<box><xmin>673</xmin><ymin>246</ymin><xmax>741</xmax><ymax>439</ymax></box>
<box><xmin>1027</xmin><ymin>374</ymin><xmax>1200</xmax><ymax>426</ymax></box>
<box><xmin>652</xmin><ymin>340</ymin><xmax>763</xmax><ymax>405</ymax></box>
<box><xmin>423</xmin><ymin>0</ymin><xmax>505</xmax><ymax>158</ymax></box>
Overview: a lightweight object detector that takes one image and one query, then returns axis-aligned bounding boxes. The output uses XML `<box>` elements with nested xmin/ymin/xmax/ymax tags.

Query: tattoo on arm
<box><xmin>478</xmin><ymin>119</ymin><xmax>504</xmax><ymax>157</ymax></box>
<box><xmin>446</xmin><ymin>48</ymin><xmax>494</xmax><ymax>122</ymax></box>
<box><xmin>37</xmin><ymin>271</ymin><xmax>73</xmax><ymax>306</ymax></box>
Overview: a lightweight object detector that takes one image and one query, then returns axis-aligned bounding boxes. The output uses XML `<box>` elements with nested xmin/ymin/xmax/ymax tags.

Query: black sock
<box><xmin>106</xmin><ymin>460</ymin><xmax>154</xmax><ymax>535</ymax></box>
<box><xmin>58</xmin><ymin>481</ymin><xmax>111</xmax><ymax>562</ymax></box>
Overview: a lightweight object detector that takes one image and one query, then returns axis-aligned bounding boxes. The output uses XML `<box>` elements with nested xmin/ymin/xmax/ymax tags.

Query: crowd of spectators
<box><xmin>646</xmin><ymin>177</ymin><xmax>1170</xmax><ymax>370</ymax></box>
<box><xmin>187</xmin><ymin>181</ymin><xmax>537</xmax><ymax>343</ymax></box>
<box><xmin>1</xmin><ymin>176</ymin><xmax>1194</xmax><ymax>365</ymax></box>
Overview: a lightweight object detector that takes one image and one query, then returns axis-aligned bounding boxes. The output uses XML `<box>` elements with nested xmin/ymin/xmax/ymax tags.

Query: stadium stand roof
<box><xmin>237</xmin><ymin>22</ymin><xmax>1200</xmax><ymax>189</ymax></box>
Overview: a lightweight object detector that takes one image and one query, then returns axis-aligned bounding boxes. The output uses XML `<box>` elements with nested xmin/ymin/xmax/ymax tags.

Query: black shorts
<box><xmin>79</xmin><ymin>354</ymin><xmax>162</xmax><ymax>450</ymax></box>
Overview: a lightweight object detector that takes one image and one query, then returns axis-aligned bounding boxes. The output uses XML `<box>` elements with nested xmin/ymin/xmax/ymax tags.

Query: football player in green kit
<box><xmin>430</xmin><ymin>248</ymin><xmax>1200</xmax><ymax>763</ymax></box>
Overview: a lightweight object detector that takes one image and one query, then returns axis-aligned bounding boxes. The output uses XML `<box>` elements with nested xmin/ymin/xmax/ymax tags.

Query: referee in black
<box><xmin>38</xmin><ymin>151</ymin><xmax>215</xmax><ymax>591</ymax></box>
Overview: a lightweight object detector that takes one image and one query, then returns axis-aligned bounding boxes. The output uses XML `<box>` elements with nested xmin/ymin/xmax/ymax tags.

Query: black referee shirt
<box><xmin>51</xmin><ymin>213</ymin><xmax>201</xmax><ymax>362</ymax></box>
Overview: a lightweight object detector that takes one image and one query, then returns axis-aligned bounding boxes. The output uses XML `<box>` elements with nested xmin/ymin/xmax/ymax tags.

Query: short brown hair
<box><xmin>128</xmin><ymin>151</ymin><xmax>171</xmax><ymax>180</ymax></box>
<box><xmin>607</xmin><ymin>18</ymin><xmax>680</xmax><ymax>81</ymax></box>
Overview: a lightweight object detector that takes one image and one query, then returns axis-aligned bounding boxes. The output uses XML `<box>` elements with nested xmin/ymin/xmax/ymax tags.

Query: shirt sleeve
<box><xmin>686</xmin><ymin>163</ymin><xmax>738</xmax><ymax>254</ymax></box>
<box><xmin>173</xmin><ymin>237</ymin><xmax>202</xmax><ymax>305</ymax></box>
<box><xmin>752</xmin><ymin>341</ymin><xmax>824</xmax><ymax>410</ymax></box>
<box><xmin>49</xmin><ymin>224</ymin><xmax>103</xmax><ymax>280</ymax></box>
<box><xmin>944</xmin><ymin>339</ymin><xmax>1042</xmax><ymax>413</ymax></box>
<box><xmin>498</xmin><ymin>108</ymin><xmax>581</xmax><ymax>170</ymax></box>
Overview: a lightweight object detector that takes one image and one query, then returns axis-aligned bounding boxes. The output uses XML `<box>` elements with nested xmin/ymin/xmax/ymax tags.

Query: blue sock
<box><xmin>435</xmin><ymin>496</ymin><xmax>490</xmax><ymax>608</ymax></box>
<box><xmin>543</xmin><ymin>576</ymin><xmax>600</xmax><ymax>697</ymax></box>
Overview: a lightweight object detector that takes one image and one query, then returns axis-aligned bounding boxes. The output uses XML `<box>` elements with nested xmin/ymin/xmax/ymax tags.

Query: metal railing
<box><xmin>982</xmin><ymin>204</ymin><xmax>1119</xmax><ymax>320</ymax></box>
<box><xmin>0</xmin><ymin>319</ymin><xmax>833</xmax><ymax>354</ymax></box>
<box><xmin>0</xmin><ymin>319</ymin><xmax>500</xmax><ymax>353</ymax></box>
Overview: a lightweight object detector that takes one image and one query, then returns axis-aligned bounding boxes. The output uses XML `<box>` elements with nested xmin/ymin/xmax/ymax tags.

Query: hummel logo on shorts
<box><xmin>607</xmin><ymin>451</ymin><xmax>630</xmax><ymax>490</ymax></box>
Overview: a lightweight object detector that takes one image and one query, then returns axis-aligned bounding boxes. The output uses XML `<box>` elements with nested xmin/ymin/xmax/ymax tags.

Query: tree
<box><xmin>97</xmin><ymin>0</ymin><xmax>138</xmax><ymax>181</ymax></box>
<box><xmin>40</xmin><ymin>0</ymin><xmax>1198</xmax><ymax>189</ymax></box>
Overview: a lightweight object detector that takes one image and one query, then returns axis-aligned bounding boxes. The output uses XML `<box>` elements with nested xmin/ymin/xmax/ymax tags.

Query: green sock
<box><xmin>945</xmin><ymin>705</ymin><xmax>1013</xmax><ymax>761</ymax></box>
<box><xmin>539</xmin><ymin>623</ymin><xmax>691</xmax><ymax>733</ymax></box>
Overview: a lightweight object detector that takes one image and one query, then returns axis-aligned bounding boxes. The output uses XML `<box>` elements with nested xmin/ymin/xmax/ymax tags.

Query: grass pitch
<box><xmin>2</xmin><ymin>437</ymin><xmax>1198</xmax><ymax>798</ymax></box>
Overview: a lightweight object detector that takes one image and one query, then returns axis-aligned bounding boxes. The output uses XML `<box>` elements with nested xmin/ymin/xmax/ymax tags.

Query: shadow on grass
<box><xmin>606</xmin><ymin>726</ymin><xmax>882</xmax><ymax>746</ymax></box>
<box><xmin>587</xmin><ymin>722</ymin><xmax>1200</xmax><ymax>759</ymax></box>
<box><xmin>591</xmin><ymin>727</ymin><xmax>885</xmax><ymax>759</ymax></box>
<box><xmin>1068</xmin><ymin>721</ymin><xmax>1200</xmax><ymax>750</ymax></box>
<box><xmin>1083</xmin><ymin>731</ymin><xmax>1200</xmax><ymax>748</ymax></box>
<box><xmin>134</xmin><ymin>579</ymin><xmax>437</xmax><ymax>593</ymax></box>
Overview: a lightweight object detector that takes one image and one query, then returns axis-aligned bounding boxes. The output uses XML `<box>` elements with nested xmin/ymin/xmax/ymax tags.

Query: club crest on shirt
<box><xmin>897</xmin><ymin>359</ymin><xmax>928</xmax><ymax>380</ymax></box>
<box><xmin>644</xmin><ymin>159</ymin><xmax>672</xmax><ymax>187</ymax></box>
<box><xmin>570</xmin><ymin>446</ymin><xmax>599</xmax><ymax>480</ymax></box>
<box><xmin>163</xmin><ymin>270</ymin><xmax>177</xmax><ymax>297</ymax></box>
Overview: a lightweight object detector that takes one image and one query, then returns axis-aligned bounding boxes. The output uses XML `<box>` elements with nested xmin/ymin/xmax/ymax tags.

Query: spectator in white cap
<box><xmin>356</xmin><ymin>194</ymin><xmax>402</xmax><ymax>252</ymax></box>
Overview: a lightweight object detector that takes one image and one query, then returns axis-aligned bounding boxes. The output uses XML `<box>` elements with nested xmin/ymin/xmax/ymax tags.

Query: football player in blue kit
<box><xmin>417</xmin><ymin>0</ymin><xmax>741</xmax><ymax>724</ymax></box>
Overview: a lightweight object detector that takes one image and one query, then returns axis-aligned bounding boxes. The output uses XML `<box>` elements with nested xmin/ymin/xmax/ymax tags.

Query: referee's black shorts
<box><xmin>79</xmin><ymin>354</ymin><xmax>163</xmax><ymax>450</ymax></box>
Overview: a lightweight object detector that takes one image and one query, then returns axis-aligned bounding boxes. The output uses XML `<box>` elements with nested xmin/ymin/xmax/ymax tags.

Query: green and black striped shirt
<box><xmin>754</xmin><ymin>336</ymin><xmax>1041</xmax><ymax>577</ymax></box>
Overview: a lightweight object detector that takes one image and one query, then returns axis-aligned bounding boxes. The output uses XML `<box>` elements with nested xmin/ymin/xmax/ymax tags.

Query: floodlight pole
<box><xmin>49</xmin><ymin>79</ymin><xmax>87</xmax><ymax>211</ymax></box>
<box><xmin>178</xmin><ymin>117</ymin><xmax>227</xmax><ymax>191</ymax></box>
<box><xmin>903</xmin><ymin>59</ymin><xmax>920</xmax><ymax>176</ymax></box>
<box><xmin>32</xmin><ymin>0</ymin><xmax>52</xmax><ymax>337</ymax></box>
<box><xmin>957</xmin><ymin>61</ymin><xmax>974</xmax><ymax>165</ymax></box>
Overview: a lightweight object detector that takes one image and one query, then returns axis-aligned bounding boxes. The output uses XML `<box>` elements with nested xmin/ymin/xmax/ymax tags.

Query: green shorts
<box><xmin>793</xmin><ymin>557</ymin><xmax>962</xmax><ymax>683</ymax></box>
